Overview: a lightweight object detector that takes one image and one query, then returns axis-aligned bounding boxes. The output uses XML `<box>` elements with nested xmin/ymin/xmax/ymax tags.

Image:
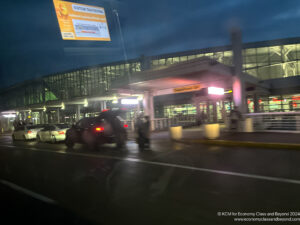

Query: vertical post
<box><xmin>39</xmin><ymin>111</ymin><xmax>43</xmax><ymax>124</ymax></box>
<box><xmin>231</xmin><ymin>27</ymin><xmax>246</xmax><ymax>114</ymax></box>
<box><xmin>206</xmin><ymin>100</ymin><xmax>210</xmax><ymax>123</ymax></box>
<box><xmin>44</xmin><ymin>111</ymin><xmax>48</xmax><ymax>124</ymax></box>
<box><xmin>253</xmin><ymin>94</ymin><xmax>259</xmax><ymax>113</ymax></box>
<box><xmin>296</xmin><ymin>116</ymin><xmax>300</xmax><ymax>131</ymax></box>
<box><xmin>143</xmin><ymin>91</ymin><xmax>154</xmax><ymax>130</ymax></box>
<box><xmin>57</xmin><ymin>108</ymin><xmax>60</xmax><ymax>123</ymax></box>
<box><xmin>76</xmin><ymin>105</ymin><xmax>81</xmax><ymax>122</ymax></box>
<box><xmin>213</xmin><ymin>101</ymin><xmax>218</xmax><ymax>123</ymax></box>
<box><xmin>194</xmin><ymin>96</ymin><xmax>201</xmax><ymax>125</ymax></box>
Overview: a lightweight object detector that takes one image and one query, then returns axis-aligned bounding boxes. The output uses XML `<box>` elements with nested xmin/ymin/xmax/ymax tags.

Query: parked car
<box><xmin>37</xmin><ymin>124</ymin><xmax>70</xmax><ymax>143</ymax></box>
<box><xmin>65</xmin><ymin>110</ymin><xmax>127</xmax><ymax>149</ymax></box>
<box><xmin>12</xmin><ymin>124</ymin><xmax>46</xmax><ymax>141</ymax></box>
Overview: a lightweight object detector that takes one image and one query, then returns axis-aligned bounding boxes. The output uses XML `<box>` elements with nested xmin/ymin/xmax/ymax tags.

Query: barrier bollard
<box><xmin>204</xmin><ymin>124</ymin><xmax>220</xmax><ymax>139</ymax></box>
<box><xmin>169</xmin><ymin>126</ymin><xmax>182</xmax><ymax>140</ymax></box>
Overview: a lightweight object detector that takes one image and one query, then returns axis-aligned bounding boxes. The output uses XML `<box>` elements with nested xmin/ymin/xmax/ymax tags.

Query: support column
<box><xmin>76</xmin><ymin>105</ymin><xmax>81</xmax><ymax>122</ymax></box>
<box><xmin>231</xmin><ymin>27</ymin><xmax>246</xmax><ymax>114</ymax></box>
<box><xmin>143</xmin><ymin>91</ymin><xmax>154</xmax><ymax>130</ymax></box>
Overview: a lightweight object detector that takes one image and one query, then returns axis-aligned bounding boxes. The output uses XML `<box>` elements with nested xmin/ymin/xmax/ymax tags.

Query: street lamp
<box><xmin>112</xmin><ymin>9</ymin><xmax>131</xmax><ymax>83</ymax></box>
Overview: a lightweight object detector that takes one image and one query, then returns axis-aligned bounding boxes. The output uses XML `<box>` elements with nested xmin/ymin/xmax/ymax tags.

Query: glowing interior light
<box><xmin>3</xmin><ymin>114</ymin><xmax>16</xmax><ymax>118</ymax></box>
<box><xmin>84</xmin><ymin>99</ymin><xmax>88</xmax><ymax>107</ymax></box>
<box><xmin>121</xmin><ymin>99</ymin><xmax>138</xmax><ymax>105</ymax></box>
<box><xmin>208</xmin><ymin>87</ymin><xmax>224</xmax><ymax>95</ymax></box>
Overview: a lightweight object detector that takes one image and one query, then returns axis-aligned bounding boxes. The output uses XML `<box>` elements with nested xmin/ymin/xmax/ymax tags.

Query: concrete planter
<box><xmin>243</xmin><ymin>118</ymin><xmax>253</xmax><ymax>132</ymax></box>
<box><xmin>169</xmin><ymin>126</ymin><xmax>182</xmax><ymax>140</ymax></box>
<box><xmin>204</xmin><ymin>124</ymin><xmax>220</xmax><ymax>139</ymax></box>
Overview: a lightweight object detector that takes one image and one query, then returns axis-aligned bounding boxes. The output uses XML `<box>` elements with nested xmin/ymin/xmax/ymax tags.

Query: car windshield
<box><xmin>2</xmin><ymin>1</ymin><xmax>300</xmax><ymax>225</ymax></box>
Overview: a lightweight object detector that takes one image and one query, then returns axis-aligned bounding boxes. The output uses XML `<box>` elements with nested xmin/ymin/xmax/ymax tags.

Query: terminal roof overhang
<box><xmin>112</xmin><ymin>57</ymin><xmax>261</xmax><ymax>96</ymax></box>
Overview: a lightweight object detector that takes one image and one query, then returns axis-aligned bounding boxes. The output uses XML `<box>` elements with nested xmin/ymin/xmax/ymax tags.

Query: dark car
<box><xmin>65</xmin><ymin>110</ymin><xmax>127</xmax><ymax>149</ymax></box>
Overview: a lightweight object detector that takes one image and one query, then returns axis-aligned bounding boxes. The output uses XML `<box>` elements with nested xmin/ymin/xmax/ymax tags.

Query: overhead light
<box><xmin>112</xmin><ymin>97</ymin><xmax>118</xmax><ymax>104</ymax></box>
<box><xmin>84</xmin><ymin>99</ymin><xmax>88</xmax><ymax>107</ymax></box>
<box><xmin>3</xmin><ymin>114</ymin><xmax>16</xmax><ymax>118</ymax></box>
<box><xmin>121</xmin><ymin>98</ymin><xmax>138</xmax><ymax>105</ymax></box>
<box><xmin>61</xmin><ymin>102</ymin><xmax>65</xmax><ymax>110</ymax></box>
<box><xmin>208</xmin><ymin>87</ymin><xmax>224</xmax><ymax>95</ymax></box>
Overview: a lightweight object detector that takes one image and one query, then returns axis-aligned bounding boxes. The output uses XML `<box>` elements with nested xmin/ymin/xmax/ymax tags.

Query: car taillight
<box><xmin>27</xmin><ymin>131</ymin><xmax>32</xmax><ymax>134</ymax></box>
<box><xmin>58</xmin><ymin>131</ymin><xmax>65</xmax><ymax>135</ymax></box>
<box><xmin>94</xmin><ymin>127</ymin><xmax>104</xmax><ymax>132</ymax></box>
<box><xmin>124</xmin><ymin>124</ymin><xmax>128</xmax><ymax>128</ymax></box>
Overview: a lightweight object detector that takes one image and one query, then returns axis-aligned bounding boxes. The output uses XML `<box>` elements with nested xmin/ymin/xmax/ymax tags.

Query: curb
<box><xmin>175</xmin><ymin>139</ymin><xmax>300</xmax><ymax>150</ymax></box>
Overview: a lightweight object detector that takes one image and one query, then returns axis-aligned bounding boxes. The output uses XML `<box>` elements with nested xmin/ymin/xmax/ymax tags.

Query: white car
<box><xmin>37</xmin><ymin>124</ymin><xmax>70</xmax><ymax>143</ymax></box>
<box><xmin>12</xmin><ymin>124</ymin><xmax>46</xmax><ymax>141</ymax></box>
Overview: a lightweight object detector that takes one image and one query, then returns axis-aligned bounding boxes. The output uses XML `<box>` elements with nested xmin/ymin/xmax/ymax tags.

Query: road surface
<box><xmin>0</xmin><ymin>133</ymin><xmax>300</xmax><ymax>224</ymax></box>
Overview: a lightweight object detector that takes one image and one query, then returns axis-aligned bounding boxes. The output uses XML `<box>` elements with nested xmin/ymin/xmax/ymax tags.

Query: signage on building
<box><xmin>173</xmin><ymin>84</ymin><xmax>201</xmax><ymax>93</ymax></box>
<box><xmin>53</xmin><ymin>0</ymin><xmax>111</xmax><ymax>41</ymax></box>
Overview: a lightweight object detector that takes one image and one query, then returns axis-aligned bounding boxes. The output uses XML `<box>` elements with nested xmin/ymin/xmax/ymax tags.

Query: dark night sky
<box><xmin>1</xmin><ymin>0</ymin><xmax>300</xmax><ymax>88</ymax></box>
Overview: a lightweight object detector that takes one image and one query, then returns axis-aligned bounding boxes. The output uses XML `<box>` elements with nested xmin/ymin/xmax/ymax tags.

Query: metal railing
<box><xmin>245</xmin><ymin>112</ymin><xmax>300</xmax><ymax>132</ymax></box>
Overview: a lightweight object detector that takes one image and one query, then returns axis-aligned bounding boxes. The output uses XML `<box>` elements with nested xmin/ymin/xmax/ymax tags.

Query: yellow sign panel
<box><xmin>173</xmin><ymin>84</ymin><xmax>201</xmax><ymax>93</ymax></box>
<box><xmin>53</xmin><ymin>0</ymin><xmax>111</xmax><ymax>41</ymax></box>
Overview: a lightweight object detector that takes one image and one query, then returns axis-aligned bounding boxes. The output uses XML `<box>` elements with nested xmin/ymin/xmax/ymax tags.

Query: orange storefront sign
<box><xmin>53</xmin><ymin>0</ymin><xmax>110</xmax><ymax>41</ymax></box>
<box><xmin>173</xmin><ymin>84</ymin><xmax>201</xmax><ymax>93</ymax></box>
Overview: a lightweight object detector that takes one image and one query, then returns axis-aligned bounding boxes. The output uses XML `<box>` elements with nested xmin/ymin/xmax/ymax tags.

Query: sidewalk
<box><xmin>151</xmin><ymin>127</ymin><xmax>300</xmax><ymax>150</ymax></box>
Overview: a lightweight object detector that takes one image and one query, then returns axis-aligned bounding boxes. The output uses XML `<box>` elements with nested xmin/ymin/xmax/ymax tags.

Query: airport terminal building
<box><xmin>1</xmin><ymin>36</ymin><xmax>300</xmax><ymax>131</ymax></box>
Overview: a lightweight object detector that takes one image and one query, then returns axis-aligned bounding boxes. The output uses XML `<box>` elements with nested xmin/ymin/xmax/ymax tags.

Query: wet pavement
<box><xmin>1</xmin><ymin>133</ymin><xmax>300</xmax><ymax>225</ymax></box>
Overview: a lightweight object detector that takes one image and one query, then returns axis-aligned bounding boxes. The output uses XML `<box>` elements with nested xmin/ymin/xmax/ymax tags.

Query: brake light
<box><xmin>94</xmin><ymin>127</ymin><xmax>104</xmax><ymax>132</ymax></box>
<box><xmin>27</xmin><ymin>131</ymin><xmax>32</xmax><ymax>134</ymax></box>
<box><xmin>124</xmin><ymin>124</ymin><xmax>128</xmax><ymax>128</ymax></box>
<box><xmin>58</xmin><ymin>131</ymin><xmax>65</xmax><ymax>135</ymax></box>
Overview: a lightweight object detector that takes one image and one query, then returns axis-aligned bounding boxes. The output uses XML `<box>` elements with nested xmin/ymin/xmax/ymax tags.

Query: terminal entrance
<box><xmin>111</xmin><ymin>57</ymin><xmax>256</xmax><ymax>129</ymax></box>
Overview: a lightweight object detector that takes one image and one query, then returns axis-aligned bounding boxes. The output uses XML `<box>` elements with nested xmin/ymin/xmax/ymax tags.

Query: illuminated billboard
<box><xmin>53</xmin><ymin>0</ymin><xmax>111</xmax><ymax>41</ymax></box>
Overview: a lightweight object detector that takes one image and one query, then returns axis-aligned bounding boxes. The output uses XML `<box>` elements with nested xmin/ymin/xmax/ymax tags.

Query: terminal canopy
<box><xmin>112</xmin><ymin>57</ymin><xmax>259</xmax><ymax>97</ymax></box>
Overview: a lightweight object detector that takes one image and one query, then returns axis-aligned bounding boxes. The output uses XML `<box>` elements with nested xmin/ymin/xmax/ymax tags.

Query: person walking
<box><xmin>229</xmin><ymin>106</ymin><xmax>242</xmax><ymax>130</ymax></box>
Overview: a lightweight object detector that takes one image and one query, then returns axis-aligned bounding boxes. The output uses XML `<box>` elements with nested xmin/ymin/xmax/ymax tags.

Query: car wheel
<box><xmin>51</xmin><ymin>135</ymin><xmax>56</xmax><ymax>144</ymax></box>
<box><xmin>65</xmin><ymin>137</ymin><xmax>74</xmax><ymax>148</ymax></box>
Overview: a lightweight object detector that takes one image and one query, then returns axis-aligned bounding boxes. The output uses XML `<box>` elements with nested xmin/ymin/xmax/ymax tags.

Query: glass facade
<box><xmin>151</xmin><ymin>44</ymin><xmax>300</xmax><ymax>80</ymax></box>
<box><xmin>2</xmin><ymin>38</ymin><xmax>300</xmax><ymax>112</ymax></box>
<box><xmin>0</xmin><ymin>61</ymin><xmax>141</xmax><ymax>110</ymax></box>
